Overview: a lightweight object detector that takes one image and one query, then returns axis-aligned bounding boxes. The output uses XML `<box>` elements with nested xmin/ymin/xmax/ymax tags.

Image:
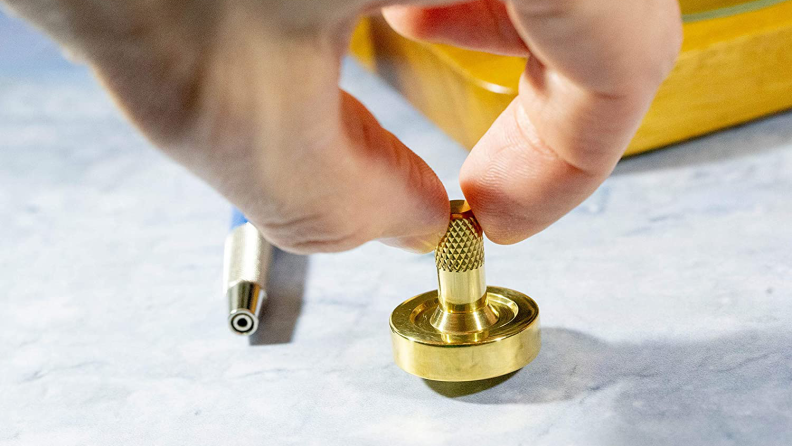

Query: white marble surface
<box><xmin>1</xmin><ymin>13</ymin><xmax>791</xmax><ymax>446</ymax></box>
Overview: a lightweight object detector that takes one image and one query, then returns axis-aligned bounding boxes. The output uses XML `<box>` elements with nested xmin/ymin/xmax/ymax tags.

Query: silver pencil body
<box><xmin>224</xmin><ymin>222</ymin><xmax>272</xmax><ymax>335</ymax></box>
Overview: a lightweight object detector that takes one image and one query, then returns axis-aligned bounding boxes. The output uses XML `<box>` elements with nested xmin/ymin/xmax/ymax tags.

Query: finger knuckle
<box><xmin>256</xmin><ymin>206</ymin><xmax>371</xmax><ymax>254</ymax></box>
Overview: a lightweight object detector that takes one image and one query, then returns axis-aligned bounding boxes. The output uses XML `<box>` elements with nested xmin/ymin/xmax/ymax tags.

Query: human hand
<box><xmin>2</xmin><ymin>0</ymin><xmax>681</xmax><ymax>253</ymax></box>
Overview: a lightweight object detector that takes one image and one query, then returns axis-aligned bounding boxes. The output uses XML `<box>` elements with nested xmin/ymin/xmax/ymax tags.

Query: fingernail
<box><xmin>379</xmin><ymin>232</ymin><xmax>442</xmax><ymax>254</ymax></box>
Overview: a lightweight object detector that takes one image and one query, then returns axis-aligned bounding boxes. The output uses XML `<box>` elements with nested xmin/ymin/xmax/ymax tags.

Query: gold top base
<box><xmin>390</xmin><ymin>286</ymin><xmax>540</xmax><ymax>382</ymax></box>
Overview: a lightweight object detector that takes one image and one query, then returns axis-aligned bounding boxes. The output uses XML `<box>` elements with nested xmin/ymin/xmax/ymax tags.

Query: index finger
<box><xmin>386</xmin><ymin>0</ymin><xmax>682</xmax><ymax>243</ymax></box>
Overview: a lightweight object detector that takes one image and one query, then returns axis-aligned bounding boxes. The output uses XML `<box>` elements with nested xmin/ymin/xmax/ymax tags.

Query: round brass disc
<box><xmin>390</xmin><ymin>286</ymin><xmax>541</xmax><ymax>382</ymax></box>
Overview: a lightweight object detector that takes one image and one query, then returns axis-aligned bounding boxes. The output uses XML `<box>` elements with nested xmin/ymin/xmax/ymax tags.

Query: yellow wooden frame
<box><xmin>351</xmin><ymin>0</ymin><xmax>792</xmax><ymax>155</ymax></box>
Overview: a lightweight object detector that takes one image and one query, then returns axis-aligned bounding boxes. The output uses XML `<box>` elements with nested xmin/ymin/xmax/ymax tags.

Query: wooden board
<box><xmin>350</xmin><ymin>0</ymin><xmax>792</xmax><ymax>155</ymax></box>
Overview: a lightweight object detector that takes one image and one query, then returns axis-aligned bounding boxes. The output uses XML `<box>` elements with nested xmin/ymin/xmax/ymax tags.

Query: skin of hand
<box><xmin>2</xmin><ymin>0</ymin><xmax>682</xmax><ymax>253</ymax></box>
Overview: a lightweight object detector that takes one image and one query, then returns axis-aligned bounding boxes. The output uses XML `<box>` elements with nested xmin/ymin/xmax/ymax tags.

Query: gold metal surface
<box><xmin>224</xmin><ymin>223</ymin><xmax>272</xmax><ymax>336</ymax></box>
<box><xmin>390</xmin><ymin>200</ymin><xmax>541</xmax><ymax>382</ymax></box>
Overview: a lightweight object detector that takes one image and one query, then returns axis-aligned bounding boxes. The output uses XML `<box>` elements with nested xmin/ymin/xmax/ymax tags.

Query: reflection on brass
<box><xmin>224</xmin><ymin>223</ymin><xmax>272</xmax><ymax>336</ymax></box>
<box><xmin>390</xmin><ymin>200</ymin><xmax>541</xmax><ymax>381</ymax></box>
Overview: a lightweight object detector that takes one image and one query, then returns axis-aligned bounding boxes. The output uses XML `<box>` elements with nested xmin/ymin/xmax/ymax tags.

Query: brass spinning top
<box><xmin>390</xmin><ymin>200</ymin><xmax>541</xmax><ymax>381</ymax></box>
